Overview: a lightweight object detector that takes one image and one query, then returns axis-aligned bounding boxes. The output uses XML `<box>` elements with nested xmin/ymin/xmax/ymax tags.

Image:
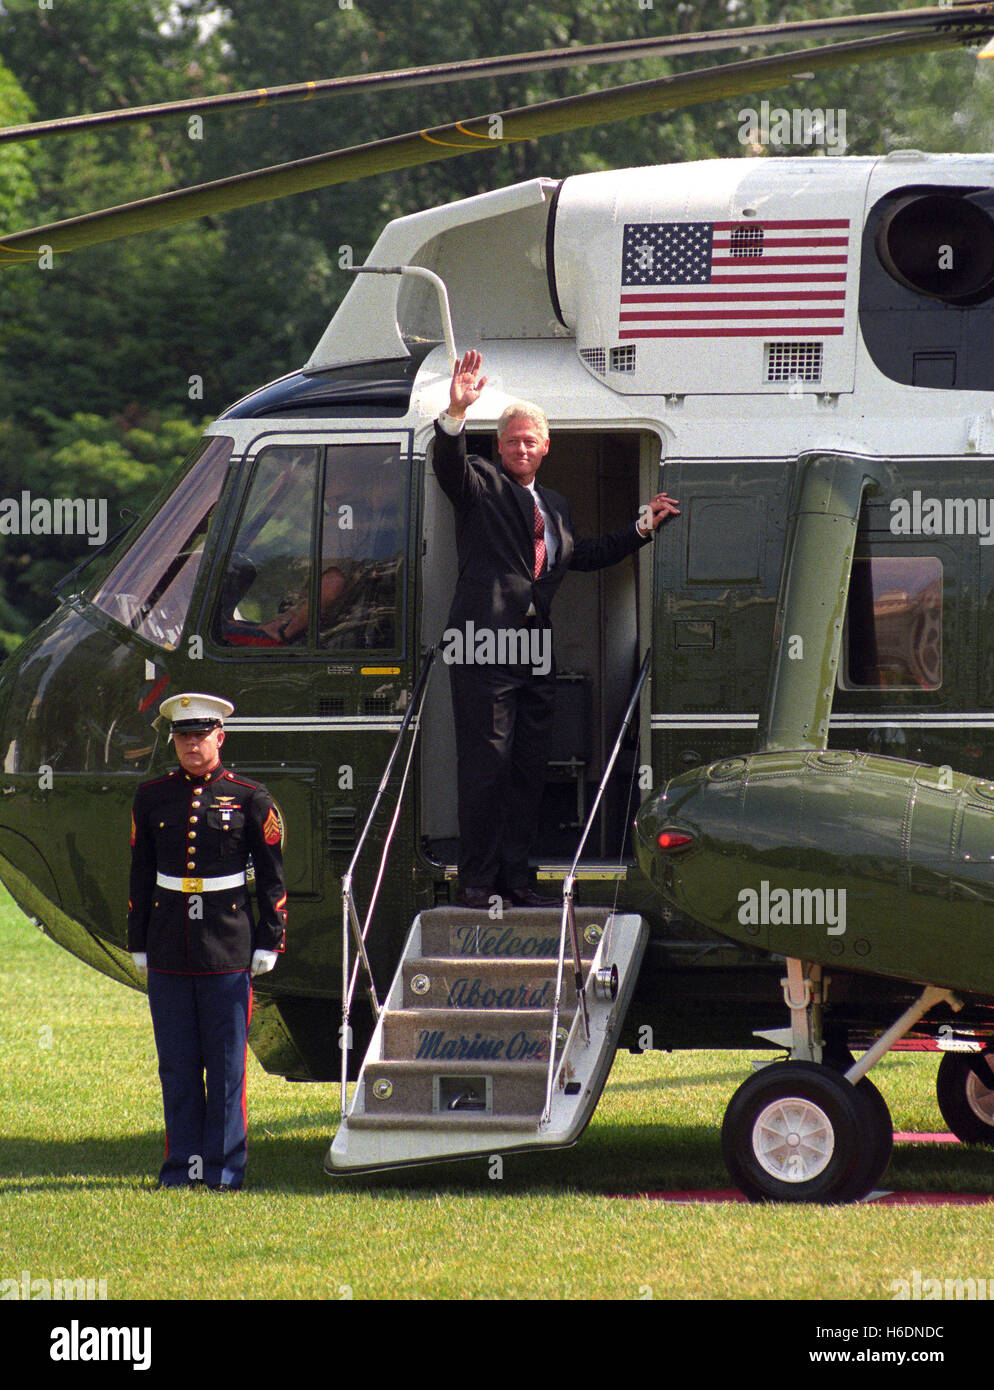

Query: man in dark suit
<box><xmin>434</xmin><ymin>349</ymin><xmax>679</xmax><ymax>910</ymax></box>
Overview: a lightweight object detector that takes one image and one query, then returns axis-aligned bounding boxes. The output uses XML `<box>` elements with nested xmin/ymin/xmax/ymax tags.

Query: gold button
<box><xmin>188</xmin><ymin>831</ymin><xmax>196</xmax><ymax>840</ymax></box>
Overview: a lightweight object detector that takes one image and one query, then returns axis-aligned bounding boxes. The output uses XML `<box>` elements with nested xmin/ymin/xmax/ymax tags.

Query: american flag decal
<box><xmin>619</xmin><ymin>219</ymin><xmax>850</xmax><ymax>338</ymax></box>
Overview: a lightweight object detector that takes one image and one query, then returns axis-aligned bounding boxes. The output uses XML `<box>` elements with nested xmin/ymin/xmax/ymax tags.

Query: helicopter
<box><xmin>4</xmin><ymin>3</ymin><xmax>994</xmax><ymax>1201</ymax></box>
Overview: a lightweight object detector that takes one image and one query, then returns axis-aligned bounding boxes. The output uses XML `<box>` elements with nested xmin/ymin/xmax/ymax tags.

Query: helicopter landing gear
<box><xmin>721</xmin><ymin>1061</ymin><xmax>893</xmax><ymax>1203</ymax></box>
<box><xmin>722</xmin><ymin>961</ymin><xmax>960</xmax><ymax>1203</ymax></box>
<box><xmin>936</xmin><ymin>1051</ymin><xmax>994</xmax><ymax>1147</ymax></box>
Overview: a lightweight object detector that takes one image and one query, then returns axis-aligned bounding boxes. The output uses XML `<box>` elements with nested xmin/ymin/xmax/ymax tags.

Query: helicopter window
<box><xmin>91</xmin><ymin>435</ymin><xmax>233</xmax><ymax>649</ymax></box>
<box><xmin>215</xmin><ymin>445</ymin><xmax>320</xmax><ymax>647</ymax></box>
<box><xmin>842</xmin><ymin>556</ymin><xmax>942</xmax><ymax>690</ymax></box>
<box><xmin>316</xmin><ymin>445</ymin><xmax>407</xmax><ymax>651</ymax></box>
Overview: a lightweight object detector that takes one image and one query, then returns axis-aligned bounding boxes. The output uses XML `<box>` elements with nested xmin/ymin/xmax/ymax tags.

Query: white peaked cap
<box><xmin>160</xmin><ymin>692</ymin><xmax>235</xmax><ymax>730</ymax></box>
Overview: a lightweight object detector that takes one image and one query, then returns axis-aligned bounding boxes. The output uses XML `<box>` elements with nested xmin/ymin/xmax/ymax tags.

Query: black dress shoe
<box><xmin>507</xmin><ymin>887</ymin><xmax>560</xmax><ymax>908</ymax></box>
<box><xmin>456</xmin><ymin>888</ymin><xmax>510</xmax><ymax>911</ymax></box>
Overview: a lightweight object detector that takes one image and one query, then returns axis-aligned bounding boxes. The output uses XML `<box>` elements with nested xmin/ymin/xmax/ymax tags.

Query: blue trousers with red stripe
<box><xmin>147</xmin><ymin>969</ymin><xmax>252</xmax><ymax>1189</ymax></box>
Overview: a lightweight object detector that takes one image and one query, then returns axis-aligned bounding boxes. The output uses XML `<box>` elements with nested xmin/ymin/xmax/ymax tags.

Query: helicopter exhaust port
<box><xmin>876</xmin><ymin>190</ymin><xmax>994</xmax><ymax>305</ymax></box>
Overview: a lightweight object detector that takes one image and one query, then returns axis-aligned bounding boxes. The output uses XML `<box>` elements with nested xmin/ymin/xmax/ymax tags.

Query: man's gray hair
<box><xmin>497</xmin><ymin>400</ymin><xmax>549</xmax><ymax>441</ymax></box>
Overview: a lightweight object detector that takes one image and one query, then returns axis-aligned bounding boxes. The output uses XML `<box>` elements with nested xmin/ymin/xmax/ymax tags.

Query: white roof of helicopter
<box><xmin>307</xmin><ymin>154</ymin><xmax>992</xmax><ymax>360</ymax></box>
<box><xmin>208</xmin><ymin>153</ymin><xmax>994</xmax><ymax>463</ymax></box>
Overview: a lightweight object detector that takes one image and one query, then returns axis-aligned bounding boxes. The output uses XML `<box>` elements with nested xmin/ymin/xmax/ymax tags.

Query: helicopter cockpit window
<box><xmin>841</xmin><ymin>556</ymin><xmax>942</xmax><ymax>690</ymax></box>
<box><xmin>215</xmin><ymin>445</ymin><xmax>320</xmax><ymax>647</ymax></box>
<box><xmin>316</xmin><ymin>446</ymin><xmax>407</xmax><ymax>651</ymax></box>
<box><xmin>91</xmin><ymin>436</ymin><xmax>233</xmax><ymax>649</ymax></box>
<box><xmin>215</xmin><ymin>441</ymin><xmax>406</xmax><ymax>651</ymax></box>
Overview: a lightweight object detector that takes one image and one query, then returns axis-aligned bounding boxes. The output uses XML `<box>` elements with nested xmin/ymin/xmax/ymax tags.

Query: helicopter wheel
<box><xmin>936</xmin><ymin>1052</ymin><xmax>994</xmax><ymax>1147</ymax></box>
<box><xmin>846</xmin><ymin>1075</ymin><xmax>894</xmax><ymax>1197</ymax></box>
<box><xmin>822</xmin><ymin>1049</ymin><xmax>894</xmax><ymax>1195</ymax></box>
<box><xmin>721</xmin><ymin>1061</ymin><xmax>891</xmax><ymax>1204</ymax></box>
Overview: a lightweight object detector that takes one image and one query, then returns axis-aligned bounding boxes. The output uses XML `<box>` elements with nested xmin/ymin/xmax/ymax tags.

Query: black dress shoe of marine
<box><xmin>507</xmin><ymin>887</ymin><xmax>560</xmax><ymax>908</ymax></box>
<box><xmin>456</xmin><ymin>888</ymin><xmax>510</xmax><ymax>911</ymax></box>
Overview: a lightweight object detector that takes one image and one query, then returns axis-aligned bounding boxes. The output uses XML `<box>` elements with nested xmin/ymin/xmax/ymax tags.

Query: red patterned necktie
<box><xmin>532</xmin><ymin>497</ymin><xmax>547</xmax><ymax>578</ymax></box>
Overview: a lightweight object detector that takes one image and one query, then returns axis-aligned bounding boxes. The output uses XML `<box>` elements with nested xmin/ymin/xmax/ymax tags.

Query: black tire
<box><xmin>936</xmin><ymin>1052</ymin><xmax>994</xmax><ymax>1147</ymax></box>
<box><xmin>722</xmin><ymin>1061</ymin><xmax>875</xmax><ymax>1203</ymax></box>
<box><xmin>845</xmin><ymin>1076</ymin><xmax>893</xmax><ymax>1198</ymax></box>
<box><xmin>822</xmin><ymin>1052</ymin><xmax>894</xmax><ymax>1197</ymax></box>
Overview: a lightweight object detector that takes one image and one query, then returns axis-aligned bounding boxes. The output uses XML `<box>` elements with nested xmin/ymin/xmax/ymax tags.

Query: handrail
<box><xmin>340</xmin><ymin>646</ymin><xmax>437</xmax><ymax>1113</ymax></box>
<box><xmin>543</xmin><ymin>647</ymin><xmax>652</xmax><ymax>1124</ymax></box>
<box><xmin>343</xmin><ymin>265</ymin><xmax>457</xmax><ymax>372</ymax></box>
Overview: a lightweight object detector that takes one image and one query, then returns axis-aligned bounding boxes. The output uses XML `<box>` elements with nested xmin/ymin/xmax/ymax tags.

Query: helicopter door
<box><xmin>419</xmin><ymin>428</ymin><xmax>655</xmax><ymax>879</ymax></box>
<box><xmin>204</xmin><ymin>429</ymin><xmax>414</xmax><ymax>968</ymax></box>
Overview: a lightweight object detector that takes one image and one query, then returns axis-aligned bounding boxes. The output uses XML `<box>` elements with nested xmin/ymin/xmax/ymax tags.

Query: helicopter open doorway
<box><xmin>418</xmin><ymin>426</ymin><xmax>660</xmax><ymax>884</ymax></box>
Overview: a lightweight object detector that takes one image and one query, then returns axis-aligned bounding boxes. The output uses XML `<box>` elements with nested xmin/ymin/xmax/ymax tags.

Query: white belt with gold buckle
<box><xmin>156</xmin><ymin>872</ymin><xmax>247</xmax><ymax>894</ymax></box>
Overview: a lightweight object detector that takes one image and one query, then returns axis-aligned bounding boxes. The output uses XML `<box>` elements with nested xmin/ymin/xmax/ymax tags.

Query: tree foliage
<box><xmin>0</xmin><ymin>0</ymin><xmax>992</xmax><ymax>644</ymax></box>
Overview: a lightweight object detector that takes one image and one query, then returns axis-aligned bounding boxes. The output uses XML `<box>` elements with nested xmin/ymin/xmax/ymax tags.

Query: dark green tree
<box><xmin>1</xmin><ymin>0</ymin><xmax>992</xmax><ymax>649</ymax></box>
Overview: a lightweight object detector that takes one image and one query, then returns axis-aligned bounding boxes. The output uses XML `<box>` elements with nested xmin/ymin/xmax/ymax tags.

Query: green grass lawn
<box><xmin>3</xmin><ymin>883</ymin><xmax>994</xmax><ymax>1302</ymax></box>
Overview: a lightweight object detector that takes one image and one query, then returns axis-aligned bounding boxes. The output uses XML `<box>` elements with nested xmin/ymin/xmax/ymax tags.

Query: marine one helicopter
<box><xmin>6</xmin><ymin>4</ymin><xmax>994</xmax><ymax>1200</ymax></box>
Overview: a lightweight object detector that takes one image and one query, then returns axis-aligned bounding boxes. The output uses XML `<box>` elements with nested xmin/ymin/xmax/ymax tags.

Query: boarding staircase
<box><xmin>324</xmin><ymin>648</ymin><xmax>651</xmax><ymax>1175</ymax></box>
<box><xmin>326</xmin><ymin>904</ymin><xmax>647</xmax><ymax>1172</ymax></box>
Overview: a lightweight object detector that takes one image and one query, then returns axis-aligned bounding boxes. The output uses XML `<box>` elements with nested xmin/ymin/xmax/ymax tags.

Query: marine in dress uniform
<box><xmin>128</xmin><ymin>693</ymin><xmax>287</xmax><ymax>1190</ymax></box>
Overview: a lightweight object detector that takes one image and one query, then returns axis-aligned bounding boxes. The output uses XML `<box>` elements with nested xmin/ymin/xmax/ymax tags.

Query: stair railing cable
<box><xmin>543</xmin><ymin>647</ymin><xmax>652</xmax><ymax>1125</ymax></box>
<box><xmin>340</xmin><ymin>645</ymin><xmax>437</xmax><ymax>1114</ymax></box>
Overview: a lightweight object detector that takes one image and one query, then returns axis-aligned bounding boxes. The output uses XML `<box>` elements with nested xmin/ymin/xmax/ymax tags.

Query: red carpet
<box><xmin>607</xmin><ymin>1130</ymin><xmax>990</xmax><ymax>1201</ymax></box>
<box><xmin>611</xmin><ymin>1189</ymin><xmax>994</xmax><ymax>1204</ymax></box>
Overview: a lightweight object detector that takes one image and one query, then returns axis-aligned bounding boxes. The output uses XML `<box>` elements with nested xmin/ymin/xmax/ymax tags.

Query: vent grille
<box><xmin>327</xmin><ymin>806</ymin><xmax>357</xmax><ymax>855</ymax></box>
<box><xmin>579</xmin><ymin>347</ymin><xmax>606</xmax><ymax>375</ymax></box>
<box><xmin>362</xmin><ymin>694</ymin><xmax>393</xmax><ymax>715</ymax></box>
<box><xmin>765</xmin><ymin>340</ymin><xmax>824</xmax><ymax>384</ymax></box>
<box><xmin>318</xmin><ymin>696</ymin><xmax>346</xmax><ymax>716</ymax></box>
<box><xmin>730</xmin><ymin>225</ymin><xmax>764</xmax><ymax>258</ymax></box>
<box><xmin>609</xmin><ymin>345</ymin><xmax>637</xmax><ymax>373</ymax></box>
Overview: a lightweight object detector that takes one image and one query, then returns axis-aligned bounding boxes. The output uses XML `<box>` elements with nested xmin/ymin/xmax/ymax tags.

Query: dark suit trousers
<box><xmin>449</xmin><ymin>658</ymin><xmax>556</xmax><ymax>892</ymax></box>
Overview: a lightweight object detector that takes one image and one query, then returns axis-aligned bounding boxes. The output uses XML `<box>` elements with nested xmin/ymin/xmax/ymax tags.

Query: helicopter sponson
<box><xmin>635</xmin><ymin>749</ymin><xmax>994</xmax><ymax>997</ymax></box>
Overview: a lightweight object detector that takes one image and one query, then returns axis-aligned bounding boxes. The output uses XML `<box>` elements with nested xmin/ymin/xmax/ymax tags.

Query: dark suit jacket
<box><xmin>432</xmin><ymin>421</ymin><xmax>650</xmax><ymax>633</ymax></box>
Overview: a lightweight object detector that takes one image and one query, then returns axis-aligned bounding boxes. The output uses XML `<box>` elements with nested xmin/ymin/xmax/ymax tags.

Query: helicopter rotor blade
<box><xmin>2</xmin><ymin>23</ymin><xmax>991</xmax><ymax>267</ymax></box>
<box><xmin>1</xmin><ymin>5</ymin><xmax>992</xmax><ymax>145</ymax></box>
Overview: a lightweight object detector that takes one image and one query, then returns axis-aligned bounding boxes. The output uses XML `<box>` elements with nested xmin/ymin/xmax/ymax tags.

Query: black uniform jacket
<box><xmin>432</xmin><ymin>421</ymin><xmax>651</xmax><ymax>634</ymax></box>
<box><xmin>128</xmin><ymin>762</ymin><xmax>287</xmax><ymax>974</ymax></box>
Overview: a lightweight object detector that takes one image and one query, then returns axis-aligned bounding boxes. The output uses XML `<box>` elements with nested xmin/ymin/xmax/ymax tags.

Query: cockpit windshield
<box><xmin>91</xmin><ymin>436</ymin><xmax>233</xmax><ymax>648</ymax></box>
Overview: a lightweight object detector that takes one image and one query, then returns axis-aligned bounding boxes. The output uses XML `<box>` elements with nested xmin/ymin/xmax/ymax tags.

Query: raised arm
<box><xmin>445</xmin><ymin>349</ymin><xmax>488</xmax><ymax>422</ymax></box>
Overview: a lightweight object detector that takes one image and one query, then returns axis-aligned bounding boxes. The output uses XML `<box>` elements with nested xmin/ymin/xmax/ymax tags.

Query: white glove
<box><xmin>131</xmin><ymin>952</ymin><xmax>148</xmax><ymax>975</ymax></box>
<box><xmin>251</xmin><ymin>949</ymin><xmax>278</xmax><ymax>977</ymax></box>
